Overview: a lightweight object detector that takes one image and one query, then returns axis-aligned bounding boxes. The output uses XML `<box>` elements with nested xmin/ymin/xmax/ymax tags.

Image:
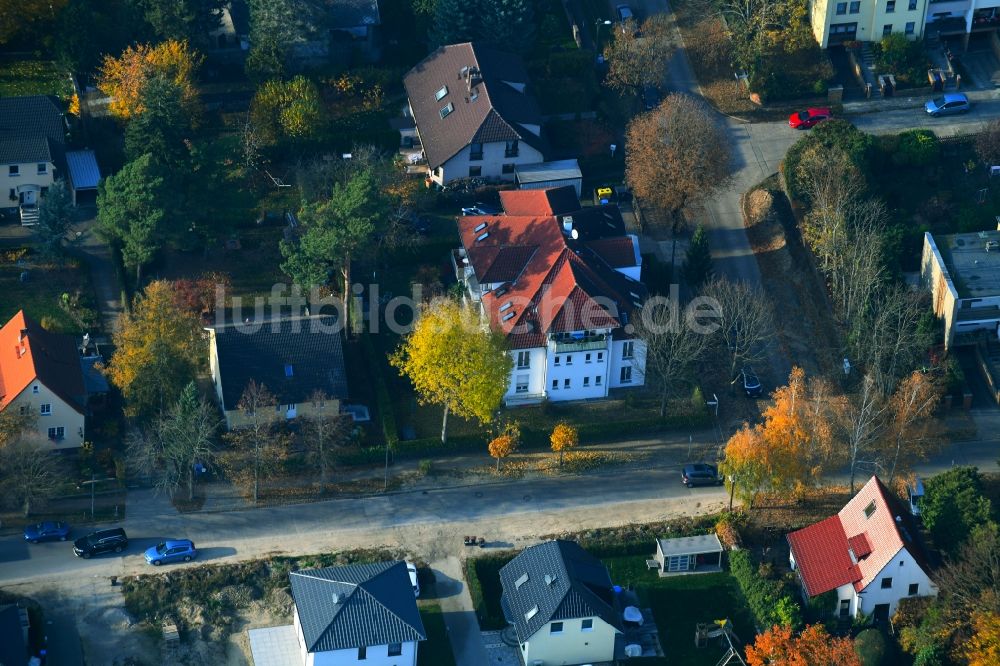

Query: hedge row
<box><xmin>464</xmin><ymin>553</ymin><xmax>515</xmax><ymax>630</ymax></box>
<box><xmin>729</xmin><ymin>549</ymin><xmax>802</xmax><ymax>630</ymax></box>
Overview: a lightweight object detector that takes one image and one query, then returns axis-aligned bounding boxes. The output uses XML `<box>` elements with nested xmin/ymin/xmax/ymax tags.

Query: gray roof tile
<box><xmin>0</xmin><ymin>96</ymin><xmax>65</xmax><ymax>165</ymax></box>
<box><xmin>290</xmin><ymin>561</ymin><xmax>426</xmax><ymax>652</ymax></box>
<box><xmin>499</xmin><ymin>540</ymin><xmax>622</xmax><ymax>641</ymax></box>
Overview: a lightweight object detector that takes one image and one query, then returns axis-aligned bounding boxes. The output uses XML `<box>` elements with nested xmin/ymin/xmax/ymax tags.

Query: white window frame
<box><xmin>550</xmin><ymin>621</ymin><xmax>564</xmax><ymax>635</ymax></box>
<box><xmin>435</xmin><ymin>86</ymin><xmax>448</xmax><ymax>101</ymax></box>
<box><xmin>517</xmin><ymin>351</ymin><xmax>530</xmax><ymax>369</ymax></box>
<box><xmin>516</xmin><ymin>374</ymin><xmax>529</xmax><ymax>394</ymax></box>
<box><xmin>622</xmin><ymin>341</ymin><xmax>634</xmax><ymax>359</ymax></box>
<box><xmin>620</xmin><ymin>367</ymin><xmax>632</xmax><ymax>384</ymax></box>
<box><xmin>40</xmin><ymin>403</ymin><xmax>51</xmax><ymax>415</ymax></box>
<box><xmin>581</xmin><ymin>618</ymin><xmax>594</xmax><ymax>632</ymax></box>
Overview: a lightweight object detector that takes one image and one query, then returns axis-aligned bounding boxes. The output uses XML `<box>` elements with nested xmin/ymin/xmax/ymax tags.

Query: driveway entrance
<box><xmin>959</xmin><ymin>33</ymin><xmax>1000</xmax><ymax>88</ymax></box>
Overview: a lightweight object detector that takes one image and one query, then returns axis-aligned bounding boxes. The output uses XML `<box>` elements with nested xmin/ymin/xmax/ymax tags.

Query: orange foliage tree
<box><xmin>549</xmin><ymin>422</ymin><xmax>578</xmax><ymax>466</ymax></box>
<box><xmin>745</xmin><ymin>624</ymin><xmax>861</xmax><ymax>666</ymax></box>
<box><xmin>965</xmin><ymin>611</ymin><xmax>1000</xmax><ymax>666</ymax></box>
<box><xmin>488</xmin><ymin>423</ymin><xmax>520</xmax><ymax>473</ymax></box>
<box><xmin>98</xmin><ymin>40</ymin><xmax>202</xmax><ymax>120</ymax></box>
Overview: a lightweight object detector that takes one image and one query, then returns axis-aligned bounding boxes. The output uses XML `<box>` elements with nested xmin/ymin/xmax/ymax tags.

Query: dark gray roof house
<box><xmin>500</xmin><ymin>540</ymin><xmax>622</xmax><ymax>642</ymax></box>
<box><xmin>0</xmin><ymin>96</ymin><xmax>66</xmax><ymax>166</ymax></box>
<box><xmin>403</xmin><ymin>42</ymin><xmax>546</xmax><ymax>172</ymax></box>
<box><xmin>208</xmin><ymin>315</ymin><xmax>349</xmax><ymax>414</ymax></box>
<box><xmin>290</xmin><ymin>561</ymin><xmax>426</xmax><ymax>653</ymax></box>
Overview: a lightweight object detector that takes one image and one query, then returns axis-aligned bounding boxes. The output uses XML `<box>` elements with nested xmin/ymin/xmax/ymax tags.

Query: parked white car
<box><xmin>406</xmin><ymin>561</ymin><xmax>420</xmax><ymax>597</ymax></box>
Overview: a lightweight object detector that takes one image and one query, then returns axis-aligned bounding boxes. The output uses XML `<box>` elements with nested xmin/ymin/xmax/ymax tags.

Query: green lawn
<box><xmin>0</xmin><ymin>58</ymin><xmax>73</xmax><ymax>100</ymax></box>
<box><xmin>603</xmin><ymin>556</ymin><xmax>756</xmax><ymax>666</ymax></box>
<box><xmin>417</xmin><ymin>603</ymin><xmax>457</xmax><ymax>666</ymax></box>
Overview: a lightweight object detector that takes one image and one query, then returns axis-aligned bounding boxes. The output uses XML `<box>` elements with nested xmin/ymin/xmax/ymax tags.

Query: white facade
<box><xmin>5</xmin><ymin>381</ymin><xmax>85</xmax><ymax>450</ymax></box>
<box><xmin>810</xmin><ymin>0</ymin><xmax>929</xmax><ymax>46</ymax></box>
<box><xmin>520</xmin><ymin>616</ymin><xmax>619</xmax><ymax>666</ymax></box>
<box><xmin>428</xmin><ymin>136</ymin><xmax>544</xmax><ymax>186</ymax></box>
<box><xmin>294</xmin><ymin>608</ymin><xmax>418</xmax><ymax>666</ymax></box>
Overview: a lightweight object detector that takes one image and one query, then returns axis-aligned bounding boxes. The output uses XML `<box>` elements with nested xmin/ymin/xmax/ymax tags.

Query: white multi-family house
<box><xmin>0</xmin><ymin>96</ymin><xmax>66</xmax><ymax>225</ymax></box>
<box><xmin>453</xmin><ymin>186</ymin><xmax>646</xmax><ymax>405</ymax></box>
<box><xmin>403</xmin><ymin>42</ymin><xmax>546</xmax><ymax>186</ymax></box>
<box><xmin>809</xmin><ymin>0</ymin><xmax>928</xmax><ymax>46</ymax></box>
<box><xmin>499</xmin><ymin>540</ymin><xmax>624</xmax><ymax>666</ymax></box>
<box><xmin>287</xmin><ymin>561</ymin><xmax>426</xmax><ymax>666</ymax></box>
<box><xmin>787</xmin><ymin>476</ymin><xmax>937</xmax><ymax>624</ymax></box>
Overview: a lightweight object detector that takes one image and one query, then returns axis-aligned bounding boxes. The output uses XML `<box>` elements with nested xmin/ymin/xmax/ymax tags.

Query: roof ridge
<box><xmin>355</xmin><ymin>566</ymin><xmax>427</xmax><ymax>640</ymax></box>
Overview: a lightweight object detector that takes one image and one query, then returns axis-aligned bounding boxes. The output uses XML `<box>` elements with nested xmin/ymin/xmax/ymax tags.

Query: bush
<box><xmin>464</xmin><ymin>553</ymin><xmax>516</xmax><ymax>629</ymax></box>
<box><xmin>895</xmin><ymin>130</ymin><xmax>939</xmax><ymax>167</ymax></box>
<box><xmin>729</xmin><ymin>549</ymin><xmax>802</xmax><ymax>630</ymax></box>
<box><xmin>921</xmin><ymin>467</ymin><xmax>993</xmax><ymax>554</ymax></box>
<box><xmin>855</xmin><ymin>628</ymin><xmax>890</xmax><ymax>666</ymax></box>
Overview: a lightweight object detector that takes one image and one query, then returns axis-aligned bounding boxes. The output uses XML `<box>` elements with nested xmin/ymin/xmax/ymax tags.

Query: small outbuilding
<box><xmin>65</xmin><ymin>150</ymin><xmax>100</xmax><ymax>205</ymax></box>
<box><xmin>515</xmin><ymin>159</ymin><xmax>582</xmax><ymax>196</ymax></box>
<box><xmin>649</xmin><ymin>534</ymin><xmax>724</xmax><ymax>576</ymax></box>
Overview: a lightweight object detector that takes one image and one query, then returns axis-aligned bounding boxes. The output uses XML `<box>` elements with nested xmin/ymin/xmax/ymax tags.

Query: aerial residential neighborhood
<box><xmin>2</xmin><ymin>0</ymin><xmax>1000</xmax><ymax>665</ymax></box>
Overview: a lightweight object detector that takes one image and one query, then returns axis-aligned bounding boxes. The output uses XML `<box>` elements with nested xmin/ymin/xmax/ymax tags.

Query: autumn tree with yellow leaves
<box><xmin>106</xmin><ymin>280</ymin><xmax>203</xmax><ymax>420</ymax></box>
<box><xmin>391</xmin><ymin>300</ymin><xmax>512</xmax><ymax>443</ymax></box>
<box><xmin>97</xmin><ymin>40</ymin><xmax>202</xmax><ymax>121</ymax></box>
<box><xmin>489</xmin><ymin>423</ymin><xmax>520</xmax><ymax>473</ymax></box>
<box><xmin>550</xmin><ymin>422</ymin><xmax>578</xmax><ymax>466</ymax></box>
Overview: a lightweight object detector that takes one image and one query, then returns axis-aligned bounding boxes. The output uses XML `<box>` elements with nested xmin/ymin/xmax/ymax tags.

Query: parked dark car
<box><xmin>73</xmin><ymin>528</ymin><xmax>128</xmax><ymax>558</ymax></box>
<box><xmin>682</xmin><ymin>463</ymin><xmax>722</xmax><ymax>488</ymax></box>
<box><xmin>738</xmin><ymin>366</ymin><xmax>763</xmax><ymax>398</ymax></box>
<box><xmin>925</xmin><ymin>93</ymin><xmax>969</xmax><ymax>117</ymax></box>
<box><xmin>144</xmin><ymin>539</ymin><xmax>197</xmax><ymax>566</ymax></box>
<box><xmin>23</xmin><ymin>521</ymin><xmax>71</xmax><ymax>543</ymax></box>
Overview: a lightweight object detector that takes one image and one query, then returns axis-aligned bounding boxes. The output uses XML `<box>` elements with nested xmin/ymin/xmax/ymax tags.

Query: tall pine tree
<box><xmin>430</xmin><ymin>0</ymin><xmax>481</xmax><ymax>46</ymax></box>
<box><xmin>479</xmin><ymin>0</ymin><xmax>535</xmax><ymax>53</ymax></box>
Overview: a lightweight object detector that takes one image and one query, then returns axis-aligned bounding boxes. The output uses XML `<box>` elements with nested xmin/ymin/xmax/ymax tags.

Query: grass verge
<box><xmin>417</xmin><ymin>602</ymin><xmax>457</xmax><ymax>666</ymax></box>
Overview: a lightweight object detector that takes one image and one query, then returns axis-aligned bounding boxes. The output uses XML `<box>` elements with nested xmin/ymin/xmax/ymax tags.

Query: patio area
<box><xmin>247</xmin><ymin>625</ymin><xmax>300</xmax><ymax>666</ymax></box>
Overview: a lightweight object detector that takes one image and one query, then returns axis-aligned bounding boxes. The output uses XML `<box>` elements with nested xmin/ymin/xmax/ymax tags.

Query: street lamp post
<box><xmin>594</xmin><ymin>19</ymin><xmax>612</xmax><ymax>53</ymax></box>
<box><xmin>80</xmin><ymin>473</ymin><xmax>116</xmax><ymax>520</ymax></box>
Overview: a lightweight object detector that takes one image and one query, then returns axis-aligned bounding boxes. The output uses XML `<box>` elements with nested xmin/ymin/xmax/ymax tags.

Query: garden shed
<box><xmin>515</xmin><ymin>159</ymin><xmax>582</xmax><ymax>196</ymax></box>
<box><xmin>66</xmin><ymin>150</ymin><xmax>100</xmax><ymax>205</ymax></box>
<box><xmin>649</xmin><ymin>534</ymin><xmax>724</xmax><ymax>576</ymax></box>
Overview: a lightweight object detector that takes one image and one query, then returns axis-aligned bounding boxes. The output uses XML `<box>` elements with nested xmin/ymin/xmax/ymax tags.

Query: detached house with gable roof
<box><xmin>453</xmin><ymin>186</ymin><xmax>646</xmax><ymax>405</ymax></box>
<box><xmin>403</xmin><ymin>42</ymin><xmax>546</xmax><ymax>186</ymax></box>
<box><xmin>500</xmin><ymin>540</ymin><xmax>623</xmax><ymax>666</ymax></box>
<box><xmin>787</xmin><ymin>475</ymin><xmax>937</xmax><ymax>624</ymax></box>
<box><xmin>0</xmin><ymin>310</ymin><xmax>88</xmax><ymax>449</ymax></box>
<box><xmin>0</xmin><ymin>96</ymin><xmax>66</xmax><ymax>225</ymax></box>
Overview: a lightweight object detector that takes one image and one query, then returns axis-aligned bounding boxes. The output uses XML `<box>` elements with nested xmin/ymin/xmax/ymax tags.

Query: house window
<box><xmin>907</xmin><ymin>0</ymin><xmax>916</xmax><ymax>8</ymax></box>
<box><xmin>667</xmin><ymin>555</ymin><xmax>691</xmax><ymax>571</ymax></box>
<box><xmin>554</xmin><ymin>356</ymin><xmax>561</xmax><ymax>366</ymax></box>
<box><xmin>582</xmin><ymin>619</ymin><xmax>594</xmax><ymax>631</ymax></box>
<box><xmin>358</xmin><ymin>645</ymin><xmax>367</xmax><ymax>659</ymax></box>
<box><xmin>37</xmin><ymin>163</ymin><xmax>47</xmax><ymax>175</ymax></box>
<box><xmin>622</xmin><ymin>341</ymin><xmax>634</xmax><ymax>359</ymax></box>
<box><xmin>849</xmin><ymin>1</ymin><xmax>861</xmax><ymax>12</ymax></box>
<box><xmin>583</xmin><ymin>377</ymin><xmax>590</xmax><ymax>387</ymax></box>
<box><xmin>595</xmin><ymin>375</ymin><xmax>602</xmax><ymax>386</ymax></box>
<box><xmin>566</xmin><ymin>355</ymin><xmax>573</xmax><ymax>366</ymax></box>
<box><xmin>40</xmin><ymin>403</ymin><xmax>51</xmax><ymax>415</ymax></box>
<box><xmin>552</xmin><ymin>379</ymin><xmax>558</xmax><ymax>390</ymax></box>
<box><xmin>439</xmin><ymin>102</ymin><xmax>454</xmax><ymax>118</ymax></box>
<box><xmin>8</xmin><ymin>165</ymin><xmax>18</xmax><ymax>176</ymax></box>
<box><xmin>18</xmin><ymin>405</ymin><xmax>28</xmax><ymax>415</ymax></box>
<box><xmin>435</xmin><ymin>85</ymin><xmax>448</xmax><ymax>100</ymax></box>
<box><xmin>883</xmin><ymin>24</ymin><xmax>893</xmax><ymax>36</ymax></box>
<box><xmin>620</xmin><ymin>367</ymin><xmax>632</xmax><ymax>383</ymax></box>
<box><xmin>564</xmin><ymin>378</ymin><xmax>570</xmax><ymax>389</ymax></box>
<box><xmin>908</xmin><ymin>583</ymin><xmax>919</xmax><ymax>595</ymax></box>
<box><xmin>905</xmin><ymin>21</ymin><xmax>915</xmax><ymax>34</ymax></box>
<box><xmin>388</xmin><ymin>643</ymin><xmax>402</xmax><ymax>656</ymax></box>
<box><xmin>47</xmin><ymin>426</ymin><xmax>64</xmax><ymax>440</ymax></box>
<box><xmin>32</xmin><ymin>385</ymin><xmax>39</xmax><ymax>394</ymax></box>
<box><xmin>585</xmin><ymin>353</ymin><xmax>591</xmax><ymax>363</ymax></box>
<box><xmin>836</xmin><ymin>2</ymin><xmax>847</xmax><ymax>13</ymax></box>
<box><xmin>886</xmin><ymin>0</ymin><xmax>895</xmax><ymax>10</ymax></box>
<box><xmin>505</xmin><ymin>140</ymin><xmax>519</xmax><ymax>158</ymax></box>
<box><xmin>470</xmin><ymin>143</ymin><xmax>483</xmax><ymax>161</ymax></box>
<box><xmin>864</xmin><ymin>500</ymin><xmax>876</xmax><ymax>518</ymax></box>
<box><xmin>550</xmin><ymin>622</ymin><xmax>564</xmax><ymax>634</ymax></box>
<box><xmin>469</xmin><ymin>166</ymin><xmax>482</xmax><ymax>177</ymax></box>
<box><xmin>597</xmin><ymin>352</ymin><xmax>604</xmax><ymax>362</ymax></box>
<box><xmin>881</xmin><ymin>577</ymin><xmax>893</xmax><ymax>589</ymax></box>
<box><xmin>502</xmin><ymin>163</ymin><xmax>515</xmax><ymax>174</ymax></box>
<box><xmin>434</xmin><ymin>167</ymin><xmax>442</xmax><ymax>177</ymax></box>
<box><xmin>516</xmin><ymin>375</ymin><xmax>529</xmax><ymax>394</ymax></box>
<box><xmin>517</xmin><ymin>351</ymin><xmax>530</xmax><ymax>369</ymax></box>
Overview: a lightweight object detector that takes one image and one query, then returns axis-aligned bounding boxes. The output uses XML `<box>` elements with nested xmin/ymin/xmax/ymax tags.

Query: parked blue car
<box><xmin>144</xmin><ymin>539</ymin><xmax>197</xmax><ymax>566</ymax></box>
<box><xmin>925</xmin><ymin>93</ymin><xmax>970</xmax><ymax>117</ymax></box>
<box><xmin>23</xmin><ymin>521</ymin><xmax>71</xmax><ymax>543</ymax></box>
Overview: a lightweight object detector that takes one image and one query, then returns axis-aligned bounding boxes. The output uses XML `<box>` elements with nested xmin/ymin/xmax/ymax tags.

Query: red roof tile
<box><xmin>500</xmin><ymin>187</ymin><xmax>579</xmax><ymax>216</ymax></box>
<box><xmin>0</xmin><ymin>310</ymin><xmax>85</xmax><ymax>414</ymax></box>
<box><xmin>788</xmin><ymin>476</ymin><xmax>924</xmax><ymax>597</ymax></box>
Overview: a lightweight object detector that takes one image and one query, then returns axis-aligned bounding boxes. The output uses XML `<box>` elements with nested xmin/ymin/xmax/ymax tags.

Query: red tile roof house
<box><xmin>403</xmin><ymin>42</ymin><xmax>547</xmax><ymax>186</ymax></box>
<box><xmin>0</xmin><ymin>310</ymin><xmax>88</xmax><ymax>449</ymax></box>
<box><xmin>453</xmin><ymin>186</ymin><xmax>647</xmax><ymax>405</ymax></box>
<box><xmin>787</xmin><ymin>476</ymin><xmax>937</xmax><ymax>624</ymax></box>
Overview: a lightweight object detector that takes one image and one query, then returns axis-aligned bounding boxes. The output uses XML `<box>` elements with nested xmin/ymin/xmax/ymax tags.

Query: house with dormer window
<box><xmin>403</xmin><ymin>42</ymin><xmax>546</xmax><ymax>186</ymax></box>
<box><xmin>787</xmin><ymin>476</ymin><xmax>937</xmax><ymax>624</ymax></box>
<box><xmin>452</xmin><ymin>186</ymin><xmax>646</xmax><ymax>405</ymax></box>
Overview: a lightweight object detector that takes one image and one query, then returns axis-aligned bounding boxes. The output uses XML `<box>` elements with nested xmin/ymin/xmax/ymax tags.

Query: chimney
<box><xmin>544</xmin><ymin>574</ymin><xmax>556</xmax><ymax>587</ymax></box>
<box><xmin>332</xmin><ymin>593</ymin><xmax>341</xmax><ymax>604</ymax></box>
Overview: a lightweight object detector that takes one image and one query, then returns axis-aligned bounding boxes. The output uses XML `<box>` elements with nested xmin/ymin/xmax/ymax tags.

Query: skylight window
<box><xmin>494</xmin><ymin>287</ymin><xmax>507</xmax><ymax>297</ymax></box>
<box><xmin>439</xmin><ymin>102</ymin><xmax>454</xmax><ymax>119</ymax></box>
<box><xmin>525</xmin><ymin>606</ymin><xmax>538</xmax><ymax>621</ymax></box>
<box><xmin>864</xmin><ymin>500</ymin><xmax>876</xmax><ymax>519</ymax></box>
<box><xmin>499</xmin><ymin>301</ymin><xmax>513</xmax><ymax>312</ymax></box>
<box><xmin>435</xmin><ymin>85</ymin><xmax>448</xmax><ymax>101</ymax></box>
<box><xmin>476</xmin><ymin>231</ymin><xmax>489</xmax><ymax>242</ymax></box>
<box><xmin>474</xmin><ymin>222</ymin><xmax>487</xmax><ymax>232</ymax></box>
<box><xmin>284</xmin><ymin>364</ymin><xmax>294</xmax><ymax>377</ymax></box>
<box><xmin>515</xmin><ymin>573</ymin><xmax>529</xmax><ymax>589</ymax></box>
<box><xmin>502</xmin><ymin>311</ymin><xmax>516</xmax><ymax>322</ymax></box>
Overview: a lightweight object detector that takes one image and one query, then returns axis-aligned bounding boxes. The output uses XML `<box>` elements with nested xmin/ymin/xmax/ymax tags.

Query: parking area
<box><xmin>959</xmin><ymin>33</ymin><xmax>1000</xmax><ymax>89</ymax></box>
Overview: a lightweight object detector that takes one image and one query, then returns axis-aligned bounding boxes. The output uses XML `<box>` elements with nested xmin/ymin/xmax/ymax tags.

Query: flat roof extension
<box><xmin>937</xmin><ymin>230</ymin><xmax>1000</xmax><ymax>299</ymax></box>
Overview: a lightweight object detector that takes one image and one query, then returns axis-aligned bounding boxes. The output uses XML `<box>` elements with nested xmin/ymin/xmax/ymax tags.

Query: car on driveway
<box><xmin>925</xmin><ymin>93</ymin><xmax>970</xmax><ymax>117</ymax></box>
<box><xmin>23</xmin><ymin>521</ymin><xmax>70</xmax><ymax>543</ymax></box>
<box><xmin>737</xmin><ymin>366</ymin><xmax>763</xmax><ymax>398</ymax></box>
<box><xmin>788</xmin><ymin>107</ymin><xmax>831</xmax><ymax>129</ymax></box>
<box><xmin>73</xmin><ymin>528</ymin><xmax>128</xmax><ymax>559</ymax></box>
<box><xmin>406</xmin><ymin>561</ymin><xmax>420</xmax><ymax>597</ymax></box>
<box><xmin>682</xmin><ymin>463</ymin><xmax>722</xmax><ymax>488</ymax></box>
<box><xmin>144</xmin><ymin>539</ymin><xmax>197</xmax><ymax>566</ymax></box>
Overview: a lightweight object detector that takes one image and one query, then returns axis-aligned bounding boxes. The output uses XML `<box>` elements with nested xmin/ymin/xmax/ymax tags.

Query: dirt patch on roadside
<box><xmin>742</xmin><ymin>180</ymin><xmax>843</xmax><ymax>378</ymax></box>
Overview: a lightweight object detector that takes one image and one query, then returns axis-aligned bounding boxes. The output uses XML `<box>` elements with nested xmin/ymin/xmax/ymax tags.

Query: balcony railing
<box><xmin>549</xmin><ymin>335</ymin><xmax>608</xmax><ymax>353</ymax></box>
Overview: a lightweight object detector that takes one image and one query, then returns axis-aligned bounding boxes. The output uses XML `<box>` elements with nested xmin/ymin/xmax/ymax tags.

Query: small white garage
<box><xmin>650</xmin><ymin>534</ymin><xmax>724</xmax><ymax>576</ymax></box>
<box><xmin>515</xmin><ymin>159</ymin><xmax>582</xmax><ymax>196</ymax></box>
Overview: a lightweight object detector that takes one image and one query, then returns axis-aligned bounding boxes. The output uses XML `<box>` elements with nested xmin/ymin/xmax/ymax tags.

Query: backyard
<box><xmin>0</xmin><ymin>249</ymin><xmax>99</xmax><ymax>335</ymax></box>
<box><xmin>0</xmin><ymin>57</ymin><xmax>73</xmax><ymax>100</ymax></box>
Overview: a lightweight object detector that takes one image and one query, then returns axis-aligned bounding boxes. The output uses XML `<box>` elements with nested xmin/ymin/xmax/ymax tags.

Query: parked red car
<box><xmin>788</xmin><ymin>107</ymin><xmax>832</xmax><ymax>129</ymax></box>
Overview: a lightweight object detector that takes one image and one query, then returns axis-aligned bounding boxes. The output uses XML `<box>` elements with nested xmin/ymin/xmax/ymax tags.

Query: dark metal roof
<box><xmin>403</xmin><ymin>42</ymin><xmax>545</xmax><ymax>169</ymax></box>
<box><xmin>66</xmin><ymin>150</ymin><xmax>100</xmax><ymax>191</ymax></box>
<box><xmin>211</xmin><ymin>315</ymin><xmax>349</xmax><ymax>411</ymax></box>
<box><xmin>499</xmin><ymin>540</ymin><xmax>622</xmax><ymax>641</ymax></box>
<box><xmin>290</xmin><ymin>561</ymin><xmax>426</xmax><ymax>652</ymax></box>
<box><xmin>0</xmin><ymin>96</ymin><xmax>65</xmax><ymax>165</ymax></box>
